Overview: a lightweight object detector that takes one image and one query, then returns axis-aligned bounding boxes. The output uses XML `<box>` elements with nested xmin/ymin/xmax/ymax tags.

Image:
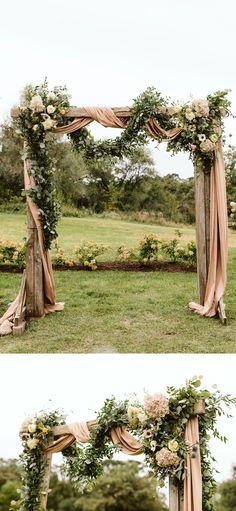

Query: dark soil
<box><xmin>0</xmin><ymin>261</ymin><xmax>197</xmax><ymax>273</ymax></box>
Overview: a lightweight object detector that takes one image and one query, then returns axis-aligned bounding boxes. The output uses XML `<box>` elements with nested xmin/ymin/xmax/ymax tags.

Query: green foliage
<box><xmin>0</xmin><ymin>459</ymin><xmax>167</xmax><ymax>511</ymax></box>
<box><xmin>17</xmin><ymin>410</ymin><xmax>66</xmax><ymax>511</ymax></box>
<box><xmin>15</xmin><ymin>80</ymin><xmax>70</xmax><ymax>250</ymax></box>
<box><xmin>117</xmin><ymin>232</ymin><xmax>197</xmax><ymax>266</ymax></box>
<box><xmin>71</xmin><ymin>88</ymin><xmax>231</xmax><ymax>174</ymax></box>
<box><xmin>214</xmin><ymin>467</ymin><xmax>236</xmax><ymax>511</ymax></box>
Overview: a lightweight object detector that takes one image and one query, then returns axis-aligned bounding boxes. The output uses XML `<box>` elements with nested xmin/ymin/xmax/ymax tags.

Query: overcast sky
<box><xmin>0</xmin><ymin>0</ymin><xmax>236</xmax><ymax>177</ymax></box>
<box><xmin>0</xmin><ymin>354</ymin><xmax>236</xmax><ymax>486</ymax></box>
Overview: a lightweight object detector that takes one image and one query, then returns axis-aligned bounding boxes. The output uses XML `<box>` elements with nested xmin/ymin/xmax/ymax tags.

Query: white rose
<box><xmin>42</xmin><ymin>118</ymin><xmax>54</xmax><ymax>130</ymax></box>
<box><xmin>137</xmin><ymin>412</ymin><xmax>148</xmax><ymax>424</ymax></box>
<box><xmin>28</xmin><ymin>423</ymin><xmax>37</xmax><ymax>433</ymax></box>
<box><xmin>47</xmin><ymin>105</ymin><xmax>56</xmax><ymax>114</ymax></box>
<box><xmin>27</xmin><ymin>438</ymin><xmax>39</xmax><ymax>450</ymax></box>
<box><xmin>168</xmin><ymin>439</ymin><xmax>179</xmax><ymax>452</ymax></box>
<box><xmin>185</xmin><ymin>111</ymin><xmax>195</xmax><ymax>121</ymax></box>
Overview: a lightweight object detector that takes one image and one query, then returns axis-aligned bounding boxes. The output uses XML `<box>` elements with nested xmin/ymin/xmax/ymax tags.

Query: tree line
<box><xmin>0</xmin><ymin>458</ymin><xmax>167</xmax><ymax>511</ymax></box>
<box><xmin>0</xmin><ymin>123</ymin><xmax>235</xmax><ymax>223</ymax></box>
<box><xmin>1</xmin><ymin>457</ymin><xmax>236</xmax><ymax>511</ymax></box>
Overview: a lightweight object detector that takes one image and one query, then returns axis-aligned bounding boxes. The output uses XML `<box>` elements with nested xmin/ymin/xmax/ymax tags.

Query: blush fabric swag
<box><xmin>43</xmin><ymin>415</ymin><xmax>202</xmax><ymax>511</ymax></box>
<box><xmin>0</xmin><ymin>106</ymin><xmax>228</xmax><ymax>334</ymax></box>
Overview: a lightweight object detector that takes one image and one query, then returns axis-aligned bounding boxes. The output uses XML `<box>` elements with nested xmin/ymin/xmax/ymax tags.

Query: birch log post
<box><xmin>25</xmin><ymin>204</ymin><xmax>44</xmax><ymax>317</ymax></box>
<box><xmin>194</xmin><ymin>165</ymin><xmax>211</xmax><ymax>305</ymax></box>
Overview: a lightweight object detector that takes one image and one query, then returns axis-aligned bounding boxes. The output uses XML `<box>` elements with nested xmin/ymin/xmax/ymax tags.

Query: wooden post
<box><xmin>25</xmin><ymin>204</ymin><xmax>44</xmax><ymax>317</ymax></box>
<box><xmin>169</xmin><ymin>478</ymin><xmax>183</xmax><ymax>511</ymax></box>
<box><xmin>194</xmin><ymin>164</ymin><xmax>211</xmax><ymax>305</ymax></box>
<box><xmin>40</xmin><ymin>437</ymin><xmax>53</xmax><ymax>511</ymax></box>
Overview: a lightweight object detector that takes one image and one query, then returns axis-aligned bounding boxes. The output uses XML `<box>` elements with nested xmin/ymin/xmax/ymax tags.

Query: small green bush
<box><xmin>0</xmin><ymin>239</ymin><xmax>26</xmax><ymax>268</ymax></box>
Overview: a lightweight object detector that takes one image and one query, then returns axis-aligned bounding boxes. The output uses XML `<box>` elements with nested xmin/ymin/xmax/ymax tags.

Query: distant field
<box><xmin>0</xmin><ymin>213</ymin><xmax>236</xmax><ymax>354</ymax></box>
<box><xmin>1</xmin><ymin>212</ymin><xmax>236</xmax><ymax>260</ymax></box>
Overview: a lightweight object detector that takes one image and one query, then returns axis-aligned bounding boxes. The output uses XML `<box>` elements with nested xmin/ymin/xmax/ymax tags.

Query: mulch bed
<box><xmin>0</xmin><ymin>261</ymin><xmax>197</xmax><ymax>273</ymax></box>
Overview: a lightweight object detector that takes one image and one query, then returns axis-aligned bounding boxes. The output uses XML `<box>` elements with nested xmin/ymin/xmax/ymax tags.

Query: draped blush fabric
<box><xmin>53</xmin><ymin>106</ymin><xmax>128</xmax><ymax>135</ymax></box>
<box><xmin>189</xmin><ymin>143</ymin><xmax>228</xmax><ymax>316</ymax></box>
<box><xmin>110</xmin><ymin>426</ymin><xmax>142</xmax><ymax>455</ymax></box>
<box><xmin>0</xmin><ymin>160</ymin><xmax>64</xmax><ymax>335</ymax></box>
<box><xmin>44</xmin><ymin>421</ymin><xmax>142</xmax><ymax>456</ymax></box>
<box><xmin>147</xmin><ymin>119</ymin><xmax>183</xmax><ymax>141</ymax></box>
<box><xmin>184</xmin><ymin>416</ymin><xmax>202</xmax><ymax>511</ymax></box>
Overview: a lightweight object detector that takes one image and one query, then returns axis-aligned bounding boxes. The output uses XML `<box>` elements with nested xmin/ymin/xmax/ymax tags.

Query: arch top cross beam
<box><xmin>11</xmin><ymin>106</ymin><xmax>132</xmax><ymax>119</ymax></box>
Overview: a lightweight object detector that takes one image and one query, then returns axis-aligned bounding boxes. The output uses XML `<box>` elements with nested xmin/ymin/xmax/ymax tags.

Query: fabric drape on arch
<box><xmin>43</xmin><ymin>416</ymin><xmax>202</xmax><ymax>511</ymax></box>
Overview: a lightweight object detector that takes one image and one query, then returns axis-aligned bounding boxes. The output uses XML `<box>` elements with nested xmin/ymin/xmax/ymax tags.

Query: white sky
<box><xmin>0</xmin><ymin>0</ymin><xmax>236</xmax><ymax>177</ymax></box>
<box><xmin>0</xmin><ymin>354</ymin><xmax>236</xmax><ymax>486</ymax></box>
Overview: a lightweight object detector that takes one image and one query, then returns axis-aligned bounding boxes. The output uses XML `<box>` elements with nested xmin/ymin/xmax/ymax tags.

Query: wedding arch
<box><xmin>0</xmin><ymin>83</ymin><xmax>230</xmax><ymax>335</ymax></box>
<box><xmin>18</xmin><ymin>378</ymin><xmax>236</xmax><ymax>511</ymax></box>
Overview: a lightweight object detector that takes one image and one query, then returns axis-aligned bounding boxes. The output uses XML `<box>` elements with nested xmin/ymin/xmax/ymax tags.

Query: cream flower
<box><xmin>185</xmin><ymin>108</ymin><xmax>195</xmax><ymax>121</ymax></box>
<box><xmin>144</xmin><ymin>393</ymin><xmax>169</xmax><ymax>418</ymax></box>
<box><xmin>28</xmin><ymin>423</ymin><xmax>37</xmax><ymax>434</ymax></box>
<box><xmin>47</xmin><ymin>104</ymin><xmax>56</xmax><ymax>114</ymax></box>
<box><xmin>200</xmin><ymin>139</ymin><xmax>215</xmax><ymax>153</ymax></box>
<box><xmin>29</xmin><ymin>95</ymin><xmax>44</xmax><ymax>113</ymax></box>
<box><xmin>168</xmin><ymin>439</ymin><xmax>179</xmax><ymax>452</ymax></box>
<box><xmin>156</xmin><ymin>447</ymin><xmax>179</xmax><ymax>467</ymax></box>
<box><xmin>32</xmin><ymin>124</ymin><xmax>39</xmax><ymax>131</ymax></box>
<box><xmin>198</xmin><ymin>134</ymin><xmax>206</xmax><ymax>142</ymax></box>
<box><xmin>42</xmin><ymin>118</ymin><xmax>54</xmax><ymax>130</ymax></box>
<box><xmin>143</xmin><ymin>429</ymin><xmax>152</xmax><ymax>438</ymax></box>
<box><xmin>127</xmin><ymin>406</ymin><xmax>142</xmax><ymax>423</ymax></box>
<box><xmin>27</xmin><ymin>438</ymin><xmax>39</xmax><ymax>450</ymax></box>
<box><xmin>137</xmin><ymin>411</ymin><xmax>148</xmax><ymax>424</ymax></box>
<box><xmin>192</xmin><ymin>99</ymin><xmax>209</xmax><ymax>117</ymax></box>
<box><xmin>150</xmin><ymin>440</ymin><xmax>157</xmax><ymax>452</ymax></box>
<box><xmin>167</xmin><ymin>105</ymin><xmax>181</xmax><ymax>116</ymax></box>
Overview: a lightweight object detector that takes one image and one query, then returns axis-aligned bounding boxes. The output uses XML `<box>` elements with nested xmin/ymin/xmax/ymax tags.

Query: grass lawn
<box><xmin>0</xmin><ymin>213</ymin><xmax>236</xmax><ymax>353</ymax></box>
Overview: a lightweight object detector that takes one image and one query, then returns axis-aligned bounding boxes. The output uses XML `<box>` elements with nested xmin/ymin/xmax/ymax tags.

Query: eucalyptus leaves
<box><xmin>15</xmin><ymin>80</ymin><xmax>70</xmax><ymax>250</ymax></box>
<box><xmin>17</xmin><ymin>378</ymin><xmax>236</xmax><ymax>511</ymax></box>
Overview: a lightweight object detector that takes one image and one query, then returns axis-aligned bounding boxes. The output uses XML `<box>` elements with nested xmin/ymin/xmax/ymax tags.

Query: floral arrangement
<box><xmin>15</xmin><ymin>80</ymin><xmax>70</xmax><ymax>250</ymax></box>
<box><xmin>16</xmin><ymin>378</ymin><xmax>236</xmax><ymax>511</ymax></box>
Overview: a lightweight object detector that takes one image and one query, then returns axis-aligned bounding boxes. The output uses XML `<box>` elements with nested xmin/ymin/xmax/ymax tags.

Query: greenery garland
<box><xmin>15</xmin><ymin>378</ymin><xmax>236</xmax><ymax>511</ymax></box>
<box><xmin>14</xmin><ymin>81</ymin><xmax>231</xmax><ymax>250</ymax></box>
<box><xmin>15</xmin><ymin>80</ymin><xmax>70</xmax><ymax>250</ymax></box>
<box><xmin>70</xmin><ymin>87</ymin><xmax>231</xmax><ymax>172</ymax></box>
